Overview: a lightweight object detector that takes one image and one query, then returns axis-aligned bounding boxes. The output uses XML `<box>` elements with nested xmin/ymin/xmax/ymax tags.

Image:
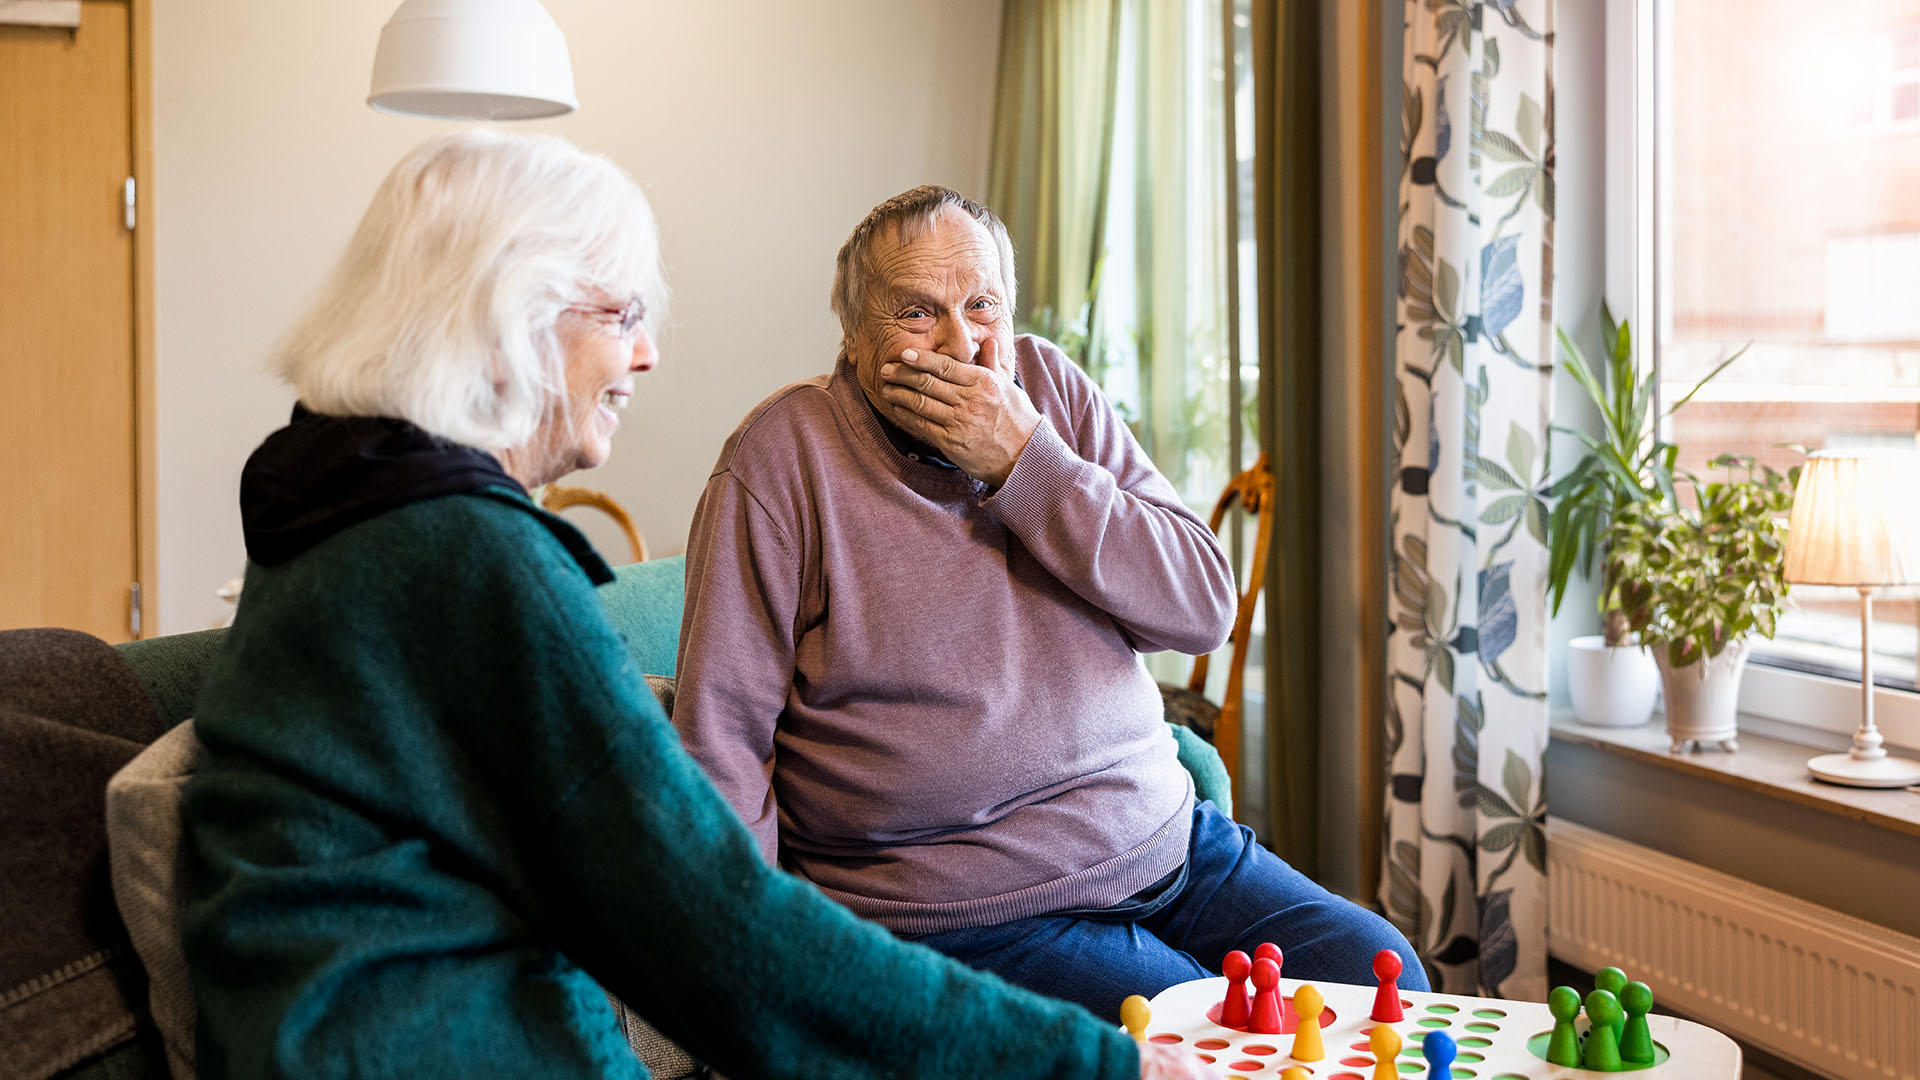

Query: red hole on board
<box><xmin>1196</xmin><ymin>1039</ymin><xmax>1231</xmax><ymax>1050</ymax></box>
<box><xmin>1401</xmin><ymin>999</ymin><xmax>1413</xmax><ymax>1007</ymax></box>
<box><xmin>1197</xmin><ymin>1055</ymin><xmax>1216</xmax><ymax>1064</ymax></box>
<box><xmin>1149</xmin><ymin>1034</ymin><xmax>1182</xmax><ymax>1044</ymax></box>
<box><xmin>1331</xmin><ymin>1074</ymin><xmax>1366</xmax><ymax>1080</ymax></box>
<box><xmin>1341</xmin><ymin>1057</ymin><xmax>1374</xmax><ymax>1067</ymax></box>
<box><xmin>1243</xmin><ymin>1044</ymin><xmax>1278</xmax><ymax>1055</ymax></box>
<box><xmin>1350</xmin><ymin>1041</ymin><xmax>1372</xmax><ymax>1051</ymax></box>
<box><xmin>1229</xmin><ymin>1062</ymin><xmax>1265</xmax><ymax>1072</ymax></box>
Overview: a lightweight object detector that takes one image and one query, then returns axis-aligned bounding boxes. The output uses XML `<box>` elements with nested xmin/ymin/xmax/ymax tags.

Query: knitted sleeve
<box><xmin>985</xmin><ymin>336</ymin><xmax>1237</xmax><ymax>655</ymax></box>
<box><xmin>668</xmin><ymin>469</ymin><xmax>799</xmax><ymax>862</ymax></box>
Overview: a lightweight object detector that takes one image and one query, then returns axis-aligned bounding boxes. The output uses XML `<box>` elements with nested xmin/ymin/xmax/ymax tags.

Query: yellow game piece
<box><xmin>1120</xmin><ymin>995</ymin><xmax>1151</xmax><ymax>1043</ymax></box>
<box><xmin>1280</xmin><ymin>1068</ymin><xmax>1311</xmax><ymax>1080</ymax></box>
<box><xmin>1289</xmin><ymin>984</ymin><xmax>1326</xmax><ymax>1061</ymax></box>
<box><xmin>1369</xmin><ymin>1023</ymin><xmax>1402</xmax><ymax>1080</ymax></box>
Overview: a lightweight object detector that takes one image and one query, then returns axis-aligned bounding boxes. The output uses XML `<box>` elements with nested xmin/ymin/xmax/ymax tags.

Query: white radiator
<box><xmin>1547</xmin><ymin>817</ymin><xmax>1920</xmax><ymax>1079</ymax></box>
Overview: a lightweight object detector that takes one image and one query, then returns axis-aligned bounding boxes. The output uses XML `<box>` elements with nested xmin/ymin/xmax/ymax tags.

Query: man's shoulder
<box><xmin>1013</xmin><ymin>333</ymin><xmax>1107</xmax><ymax>420</ymax></box>
<box><xmin>710</xmin><ymin>372</ymin><xmax>840</xmax><ymax>478</ymax></box>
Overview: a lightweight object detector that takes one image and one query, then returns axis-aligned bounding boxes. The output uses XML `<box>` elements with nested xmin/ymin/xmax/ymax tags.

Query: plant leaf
<box><xmin>1506</xmin><ymin>422</ymin><xmax>1537</xmax><ymax>482</ymax></box>
<box><xmin>1482</xmin><ymin>130</ymin><xmax>1531</xmax><ymax>164</ymax></box>
<box><xmin>1516</xmin><ymin>93</ymin><xmax>1542</xmax><ymax>155</ymax></box>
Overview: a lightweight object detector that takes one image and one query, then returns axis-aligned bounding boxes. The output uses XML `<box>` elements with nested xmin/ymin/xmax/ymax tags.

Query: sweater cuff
<box><xmin>983</xmin><ymin>417</ymin><xmax>1082</xmax><ymax>532</ymax></box>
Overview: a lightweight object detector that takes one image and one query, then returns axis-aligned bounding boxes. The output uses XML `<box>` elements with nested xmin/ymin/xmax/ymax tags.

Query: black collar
<box><xmin>239</xmin><ymin>405</ymin><xmax>612</xmax><ymax>583</ymax></box>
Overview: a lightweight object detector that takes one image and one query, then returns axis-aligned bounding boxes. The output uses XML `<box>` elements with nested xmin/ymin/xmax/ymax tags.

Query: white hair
<box><xmin>830</xmin><ymin>185</ymin><xmax>1017</xmax><ymax>349</ymax></box>
<box><xmin>277</xmin><ymin>129</ymin><xmax>665</xmax><ymax>451</ymax></box>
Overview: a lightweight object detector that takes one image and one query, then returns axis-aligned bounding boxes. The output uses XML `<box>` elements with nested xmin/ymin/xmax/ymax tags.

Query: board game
<box><xmin>1130</xmin><ymin>952</ymin><xmax>1742</xmax><ymax>1079</ymax></box>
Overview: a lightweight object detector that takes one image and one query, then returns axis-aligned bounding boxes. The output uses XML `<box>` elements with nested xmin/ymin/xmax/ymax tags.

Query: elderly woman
<box><xmin>183</xmin><ymin>130</ymin><xmax>1203</xmax><ymax>1080</ymax></box>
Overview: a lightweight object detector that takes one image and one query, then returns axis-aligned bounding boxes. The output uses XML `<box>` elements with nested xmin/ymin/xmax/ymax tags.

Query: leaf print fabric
<box><xmin>1384</xmin><ymin>0</ymin><xmax>1555</xmax><ymax>1000</ymax></box>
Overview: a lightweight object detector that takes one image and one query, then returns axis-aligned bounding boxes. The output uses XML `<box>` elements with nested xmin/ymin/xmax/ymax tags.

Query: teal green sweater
<box><xmin>184</xmin><ymin>490</ymin><xmax>1137</xmax><ymax>1079</ymax></box>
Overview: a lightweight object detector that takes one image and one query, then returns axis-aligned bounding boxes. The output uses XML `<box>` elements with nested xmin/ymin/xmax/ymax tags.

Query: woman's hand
<box><xmin>1138</xmin><ymin>1041</ymin><xmax>1214</xmax><ymax>1080</ymax></box>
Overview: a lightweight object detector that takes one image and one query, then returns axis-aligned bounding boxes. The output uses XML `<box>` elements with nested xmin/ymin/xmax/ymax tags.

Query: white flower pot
<box><xmin>1564</xmin><ymin>635</ymin><xmax>1660</xmax><ymax>728</ymax></box>
<box><xmin>1654</xmin><ymin>640</ymin><xmax>1750</xmax><ymax>754</ymax></box>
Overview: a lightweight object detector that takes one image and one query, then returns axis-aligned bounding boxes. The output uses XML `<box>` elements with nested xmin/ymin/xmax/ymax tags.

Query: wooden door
<box><xmin>0</xmin><ymin>2</ymin><xmax>140</xmax><ymax>641</ymax></box>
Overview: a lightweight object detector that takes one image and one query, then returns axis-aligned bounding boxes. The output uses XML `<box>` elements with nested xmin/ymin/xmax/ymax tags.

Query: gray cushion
<box><xmin>105</xmin><ymin>723</ymin><xmax>200</xmax><ymax>1080</ymax></box>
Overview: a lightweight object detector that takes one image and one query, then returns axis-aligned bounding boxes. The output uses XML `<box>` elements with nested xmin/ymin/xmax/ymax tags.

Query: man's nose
<box><xmin>931</xmin><ymin>311</ymin><xmax>980</xmax><ymax>363</ymax></box>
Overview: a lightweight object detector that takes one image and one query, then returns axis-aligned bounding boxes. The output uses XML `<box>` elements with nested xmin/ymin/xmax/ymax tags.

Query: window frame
<box><xmin>1604</xmin><ymin>0</ymin><xmax>1920</xmax><ymax>755</ymax></box>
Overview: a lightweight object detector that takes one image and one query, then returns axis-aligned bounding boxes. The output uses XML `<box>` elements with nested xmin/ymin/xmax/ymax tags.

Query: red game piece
<box><xmin>1371</xmin><ymin>949</ymin><xmax>1405</xmax><ymax>1022</ymax></box>
<box><xmin>1249</xmin><ymin>957</ymin><xmax>1283</xmax><ymax>1034</ymax></box>
<box><xmin>1254</xmin><ymin>943</ymin><xmax>1297</xmax><ymax>1029</ymax></box>
<box><xmin>1220</xmin><ymin>950</ymin><xmax>1253</xmax><ymax>1028</ymax></box>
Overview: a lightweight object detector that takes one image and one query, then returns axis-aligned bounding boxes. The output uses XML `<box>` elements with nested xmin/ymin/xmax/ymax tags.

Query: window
<box><xmin>1632</xmin><ymin>0</ymin><xmax>1920</xmax><ymax>747</ymax></box>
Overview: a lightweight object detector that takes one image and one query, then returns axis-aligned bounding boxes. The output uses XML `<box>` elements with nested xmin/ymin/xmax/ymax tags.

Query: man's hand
<box><xmin>1138</xmin><ymin>1042</ymin><xmax>1213</xmax><ymax>1080</ymax></box>
<box><xmin>878</xmin><ymin>336</ymin><xmax>1040</xmax><ymax>489</ymax></box>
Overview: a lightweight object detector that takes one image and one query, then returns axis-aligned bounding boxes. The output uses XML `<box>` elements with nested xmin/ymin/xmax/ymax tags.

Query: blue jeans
<box><xmin>909</xmin><ymin>801</ymin><xmax>1427</xmax><ymax>1022</ymax></box>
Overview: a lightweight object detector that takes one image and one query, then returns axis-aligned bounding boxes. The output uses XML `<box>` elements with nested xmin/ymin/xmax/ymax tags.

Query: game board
<box><xmin>1134</xmin><ymin>966</ymin><xmax>1742</xmax><ymax>1079</ymax></box>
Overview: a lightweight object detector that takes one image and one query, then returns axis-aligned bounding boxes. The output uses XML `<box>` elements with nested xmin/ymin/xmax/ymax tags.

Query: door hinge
<box><xmin>130</xmin><ymin>581</ymin><xmax>142</xmax><ymax>637</ymax></box>
<box><xmin>123</xmin><ymin>177</ymin><xmax>136</xmax><ymax>231</ymax></box>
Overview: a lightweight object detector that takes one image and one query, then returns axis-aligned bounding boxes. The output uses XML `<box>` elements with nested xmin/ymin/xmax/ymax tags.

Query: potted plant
<box><xmin>1547</xmin><ymin>304</ymin><xmax>1740</xmax><ymax>727</ymax></box>
<box><xmin>1602</xmin><ymin>455</ymin><xmax>1797</xmax><ymax>752</ymax></box>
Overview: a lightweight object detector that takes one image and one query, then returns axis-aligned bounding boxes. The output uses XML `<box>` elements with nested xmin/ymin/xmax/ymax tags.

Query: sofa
<box><xmin>1</xmin><ymin>554</ymin><xmax>1231</xmax><ymax>1080</ymax></box>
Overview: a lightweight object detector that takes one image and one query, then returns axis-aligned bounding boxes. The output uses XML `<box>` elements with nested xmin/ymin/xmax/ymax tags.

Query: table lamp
<box><xmin>1783</xmin><ymin>450</ymin><xmax>1920</xmax><ymax>788</ymax></box>
<box><xmin>369</xmin><ymin>0</ymin><xmax>578</xmax><ymax>120</ymax></box>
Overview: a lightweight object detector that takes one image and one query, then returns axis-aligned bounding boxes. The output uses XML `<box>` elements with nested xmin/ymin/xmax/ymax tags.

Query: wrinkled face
<box><xmin>519</xmin><ymin>293</ymin><xmax>655</xmax><ymax>487</ymax></box>
<box><xmin>846</xmin><ymin>208</ymin><xmax>1013</xmax><ymax>410</ymax></box>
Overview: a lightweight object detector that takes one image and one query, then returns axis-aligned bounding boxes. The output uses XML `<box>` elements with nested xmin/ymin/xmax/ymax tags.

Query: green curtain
<box><xmin>1249</xmin><ymin>0</ymin><xmax>1323</xmax><ymax>875</ymax></box>
<box><xmin>989</xmin><ymin>0</ymin><xmax>1124</xmax><ymax>354</ymax></box>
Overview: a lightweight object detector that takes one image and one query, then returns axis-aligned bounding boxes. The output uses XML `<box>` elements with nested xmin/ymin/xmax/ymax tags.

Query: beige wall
<box><xmin>151</xmin><ymin>0</ymin><xmax>1002</xmax><ymax>633</ymax></box>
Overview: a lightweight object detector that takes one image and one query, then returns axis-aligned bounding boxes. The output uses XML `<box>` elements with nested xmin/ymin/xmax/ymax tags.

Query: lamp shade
<box><xmin>1783</xmin><ymin>450</ymin><xmax>1920</xmax><ymax>587</ymax></box>
<box><xmin>369</xmin><ymin>0</ymin><xmax>577</xmax><ymax>121</ymax></box>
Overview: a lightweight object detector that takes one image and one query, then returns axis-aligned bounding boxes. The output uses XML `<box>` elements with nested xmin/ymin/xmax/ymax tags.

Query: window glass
<box><xmin>1662</xmin><ymin>0</ymin><xmax>1920</xmax><ymax>691</ymax></box>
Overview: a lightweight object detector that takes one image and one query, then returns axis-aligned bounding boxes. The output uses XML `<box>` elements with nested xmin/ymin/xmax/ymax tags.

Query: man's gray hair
<box><xmin>829</xmin><ymin>185</ymin><xmax>1017</xmax><ymax>347</ymax></box>
<box><xmin>276</xmin><ymin>129</ymin><xmax>665</xmax><ymax>451</ymax></box>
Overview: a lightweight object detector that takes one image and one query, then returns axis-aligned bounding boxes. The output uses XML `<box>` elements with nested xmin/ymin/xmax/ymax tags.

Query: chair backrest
<box><xmin>1185</xmin><ymin>452</ymin><xmax>1274</xmax><ymax>789</ymax></box>
<box><xmin>541</xmin><ymin>484</ymin><xmax>647</xmax><ymax>563</ymax></box>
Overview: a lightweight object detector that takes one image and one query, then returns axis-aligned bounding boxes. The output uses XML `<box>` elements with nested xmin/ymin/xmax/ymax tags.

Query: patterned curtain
<box><xmin>1383</xmin><ymin>0</ymin><xmax>1556</xmax><ymax>1000</ymax></box>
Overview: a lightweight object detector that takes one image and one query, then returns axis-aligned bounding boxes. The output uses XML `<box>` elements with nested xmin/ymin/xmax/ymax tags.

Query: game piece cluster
<box><xmin>1127</xmin><ymin>946</ymin><xmax>1739</xmax><ymax>1078</ymax></box>
<box><xmin>1546</xmin><ymin>965</ymin><xmax>1658</xmax><ymax>1071</ymax></box>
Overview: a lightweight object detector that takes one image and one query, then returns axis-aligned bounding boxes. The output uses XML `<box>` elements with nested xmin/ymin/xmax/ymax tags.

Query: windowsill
<box><xmin>1549</xmin><ymin>709</ymin><xmax>1920</xmax><ymax>841</ymax></box>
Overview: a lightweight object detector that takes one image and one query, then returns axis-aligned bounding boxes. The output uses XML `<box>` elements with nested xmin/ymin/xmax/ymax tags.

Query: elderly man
<box><xmin>674</xmin><ymin>186</ymin><xmax>1424</xmax><ymax>1020</ymax></box>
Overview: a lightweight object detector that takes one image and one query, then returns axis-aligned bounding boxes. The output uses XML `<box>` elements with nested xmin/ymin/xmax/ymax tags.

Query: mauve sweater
<box><xmin>674</xmin><ymin>335</ymin><xmax>1237</xmax><ymax>934</ymax></box>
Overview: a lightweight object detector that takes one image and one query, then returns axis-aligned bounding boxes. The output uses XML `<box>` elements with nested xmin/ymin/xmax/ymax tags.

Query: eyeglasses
<box><xmin>565</xmin><ymin>297</ymin><xmax>646</xmax><ymax>338</ymax></box>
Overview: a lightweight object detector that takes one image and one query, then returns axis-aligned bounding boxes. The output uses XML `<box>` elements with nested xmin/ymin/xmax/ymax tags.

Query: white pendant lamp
<box><xmin>369</xmin><ymin>0</ymin><xmax>578</xmax><ymax>121</ymax></box>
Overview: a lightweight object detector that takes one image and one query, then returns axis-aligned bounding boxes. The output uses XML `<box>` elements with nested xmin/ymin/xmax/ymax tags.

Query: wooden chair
<box><xmin>540</xmin><ymin>484</ymin><xmax>648</xmax><ymax>564</ymax></box>
<box><xmin>1158</xmin><ymin>452</ymin><xmax>1273</xmax><ymax>792</ymax></box>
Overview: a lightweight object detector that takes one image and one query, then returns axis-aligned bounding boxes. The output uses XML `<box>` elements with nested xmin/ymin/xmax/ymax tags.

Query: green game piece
<box><xmin>1583</xmin><ymin>989</ymin><xmax>1624</xmax><ymax>1072</ymax></box>
<box><xmin>1545</xmin><ymin>985</ymin><xmax>1582</xmax><ymax>1067</ymax></box>
<box><xmin>1595</xmin><ymin>967</ymin><xmax>1629</xmax><ymax>1043</ymax></box>
<box><xmin>1619</xmin><ymin>981</ymin><xmax>1657</xmax><ymax>1064</ymax></box>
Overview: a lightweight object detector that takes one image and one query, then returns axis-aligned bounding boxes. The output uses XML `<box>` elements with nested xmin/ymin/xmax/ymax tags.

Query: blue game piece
<box><xmin>1422</xmin><ymin>1030</ymin><xmax>1457</xmax><ymax>1077</ymax></box>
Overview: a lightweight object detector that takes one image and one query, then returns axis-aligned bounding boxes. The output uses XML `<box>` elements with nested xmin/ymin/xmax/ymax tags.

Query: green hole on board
<box><xmin>1459</xmin><ymin>1037</ymin><xmax>1492</xmax><ymax>1048</ymax></box>
<box><xmin>1418</xmin><ymin>1018</ymin><xmax>1452</xmax><ymax>1029</ymax></box>
<box><xmin>1402</xmin><ymin>1046</ymin><xmax>1422</xmax><ymax>1058</ymax></box>
<box><xmin>1457</xmin><ymin>1052</ymin><xmax>1485</xmax><ymax>1063</ymax></box>
<box><xmin>1425</xmin><ymin>1003</ymin><xmax>1460</xmax><ymax>1014</ymax></box>
<box><xmin>1470</xmin><ymin>1009</ymin><xmax>1506</xmax><ymax>1019</ymax></box>
<box><xmin>1492</xmin><ymin>1075</ymin><xmax>1531</xmax><ymax>1080</ymax></box>
<box><xmin>1397</xmin><ymin>1064</ymin><xmax>1422</xmax><ymax>1075</ymax></box>
<box><xmin>1452</xmin><ymin>1069</ymin><xmax>1475</xmax><ymax>1079</ymax></box>
<box><xmin>1464</xmin><ymin>1022</ymin><xmax>1499</xmax><ymax>1033</ymax></box>
<box><xmin>1408</xmin><ymin>1029</ymin><xmax>1427</xmax><ymax>1041</ymax></box>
